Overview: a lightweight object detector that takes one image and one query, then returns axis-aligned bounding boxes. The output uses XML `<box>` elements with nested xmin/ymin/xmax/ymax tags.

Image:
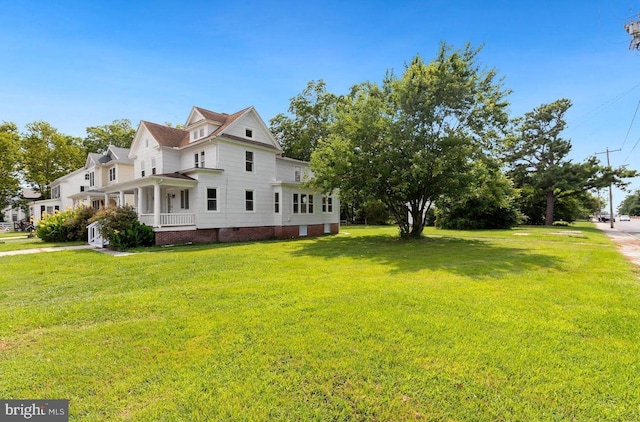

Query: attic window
<box><xmin>245</xmin><ymin>128</ymin><xmax>253</xmax><ymax>138</ymax></box>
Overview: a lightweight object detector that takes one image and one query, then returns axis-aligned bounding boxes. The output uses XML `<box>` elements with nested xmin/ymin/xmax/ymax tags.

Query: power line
<box><xmin>621</xmin><ymin>99</ymin><xmax>640</xmax><ymax>151</ymax></box>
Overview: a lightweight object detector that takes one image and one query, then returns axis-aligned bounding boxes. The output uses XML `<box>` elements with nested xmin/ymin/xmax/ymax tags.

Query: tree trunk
<box><xmin>545</xmin><ymin>191</ymin><xmax>555</xmax><ymax>226</ymax></box>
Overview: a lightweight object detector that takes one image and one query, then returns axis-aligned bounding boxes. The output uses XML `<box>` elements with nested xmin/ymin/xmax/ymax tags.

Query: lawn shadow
<box><xmin>291</xmin><ymin>233</ymin><xmax>564</xmax><ymax>279</ymax></box>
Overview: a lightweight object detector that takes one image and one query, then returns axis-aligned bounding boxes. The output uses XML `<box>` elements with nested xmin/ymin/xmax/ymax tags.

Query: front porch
<box><xmin>138</xmin><ymin>212</ymin><xmax>195</xmax><ymax>227</ymax></box>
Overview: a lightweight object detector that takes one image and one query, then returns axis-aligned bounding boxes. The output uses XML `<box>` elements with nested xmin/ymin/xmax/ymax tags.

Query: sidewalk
<box><xmin>0</xmin><ymin>244</ymin><xmax>130</xmax><ymax>257</ymax></box>
<box><xmin>594</xmin><ymin>221</ymin><xmax>640</xmax><ymax>267</ymax></box>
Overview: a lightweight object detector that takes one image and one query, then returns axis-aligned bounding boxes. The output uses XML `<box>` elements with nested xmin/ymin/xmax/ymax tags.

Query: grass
<box><xmin>1</xmin><ymin>223</ymin><xmax>639</xmax><ymax>420</ymax></box>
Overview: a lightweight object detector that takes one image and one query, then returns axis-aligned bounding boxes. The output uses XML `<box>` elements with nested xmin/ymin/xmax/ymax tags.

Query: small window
<box><xmin>141</xmin><ymin>161</ymin><xmax>146</xmax><ymax>177</ymax></box>
<box><xmin>293</xmin><ymin>193</ymin><xmax>299</xmax><ymax>214</ymax></box>
<box><xmin>84</xmin><ymin>173</ymin><xmax>90</xmax><ymax>180</ymax></box>
<box><xmin>145</xmin><ymin>139</ymin><xmax>149</xmax><ymax>148</ymax></box>
<box><xmin>200</xmin><ymin>151</ymin><xmax>205</xmax><ymax>168</ymax></box>
<box><xmin>301</xmin><ymin>194</ymin><xmax>307</xmax><ymax>214</ymax></box>
<box><xmin>274</xmin><ymin>192</ymin><xmax>280</xmax><ymax>213</ymax></box>
<box><xmin>245</xmin><ymin>128</ymin><xmax>253</xmax><ymax>138</ymax></box>
<box><xmin>192</xmin><ymin>130</ymin><xmax>197</xmax><ymax>140</ymax></box>
<box><xmin>308</xmin><ymin>195</ymin><xmax>314</xmax><ymax>214</ymax></box>
<box><xmin>151</xmin><ymin>158</ymin><xmax>156</xmax><ymax>175</ymax></box>
<box><xmin>194</xmin><ymin>153</ymin><xmax>199</xmax><ymax>168</ymax></box>
<box><xmin>323</xmin><ymin>196</ymin><xmax>333</xmax><ymax>213</ymax></box>
<box><xmin>180</xmin><ymin>190</ymin><xmax>189</xmax><ymax>209</ymax></box>
<box><xmin>294</xmin><ymin>166</ymin><xmax>301</xmax><ymax>182</ymax></box>
<box><xmin>109</xmin><ymin>167</ymin><xmax>116</xmax><ymax>182</ymax></box>
<box><xmin>89</xmin><ymin>172</ymin><xmax>95</xmax><ymax>187</ymax></box>
<box><xmin>199</xmin><ymin>128</ymin><xmax>204</xmax><ymax>138</ymax></box>
<box><xmin>245</xmin><ymin>151</ymin><xmax>254</xmax><ymax>172</ymax></box>
<box><xmin>245</xmin><ymin>190</ymin><xmax>254</xmax><ymax>211</ymax></box>
<box><xmin>207</xmin><ymin>188</ymin><xmax>217</xmax><ymax>211</ymax></box>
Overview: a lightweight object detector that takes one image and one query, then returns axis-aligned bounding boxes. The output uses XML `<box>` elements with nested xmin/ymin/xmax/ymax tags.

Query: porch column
<box><xmin>104</xmin><ymin>193</ymin><xmax>109</xmax><ymax>207</ymax></box>
<box><xmin>153</xmin><ymin>183</ymin><xmax>161</xmax><ymax>227</ymax></box>
<box><xmin>119</xmin><ymin>191</ymin><xmax>125</xmax><ymax>207</ymax></box>
<box><xmin>137</xmin><ymin>187</ymin><xmax>143</xmax><ymax>214</ymax></box>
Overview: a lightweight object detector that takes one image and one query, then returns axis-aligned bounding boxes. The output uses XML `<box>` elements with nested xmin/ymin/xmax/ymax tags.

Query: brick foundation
<box><xmin>154</xmin><ymin>224</ymin><xmax>339</xmax><ymax>246</ymax></box>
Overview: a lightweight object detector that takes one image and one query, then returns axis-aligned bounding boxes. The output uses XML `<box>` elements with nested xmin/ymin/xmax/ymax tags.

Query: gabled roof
<box><xmin>107</xmin><ymin>146</ymin><xmax>133</xmax><ymax>164</ymax></box>
<box><xmin>86</xmin><ymin>146</ymin><xmax>133</xmax><ymax>168</ymax></box>
<box><xmin>141</xmin><ymin>121</ymin><xmax>189</xmax><ymax>148</ymax></box>
<box><xmin>135</xmin><ymin>106</ymin><xmax>280</xmax><ymax>152</ymax></box>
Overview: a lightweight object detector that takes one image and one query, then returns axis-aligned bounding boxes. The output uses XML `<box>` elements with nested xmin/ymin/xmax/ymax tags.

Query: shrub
<box><xmin>36</xmin><ymin>206</ymin><xmax>98</xmax><ymax>242</ymax></box>
<box><xmin>552</xmin><ymin>220</ymin><xmax>570</xmax><ymax>226</ymax></box>
<box><xmin>90</xmin><ymin>206</ymin><xmax>154</xmax><ymax>250</ymax></box>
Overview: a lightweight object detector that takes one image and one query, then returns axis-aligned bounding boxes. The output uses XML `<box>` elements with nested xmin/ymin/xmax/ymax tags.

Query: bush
<box><xmin>552</xmin><ymin>220</ymin><xmax>570</xmax><ymax>226</ymax></box>
<box><xmin>90</xmin><ymin>206</ymin><xmax>154</xmax><ymax>250</ymax></box>
<box><xmin>36</xmin><ymin>210</ymin><xmax>69</xmax><ymax>242</ymax></box>
<box><xmin>36</xmin><ymin>206</ymin><xmax>98</xmax><ymax>242</ymax></box>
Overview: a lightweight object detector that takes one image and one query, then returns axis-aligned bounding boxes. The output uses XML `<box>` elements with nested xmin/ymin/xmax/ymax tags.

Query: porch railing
<box><xmin>138</xmin><ymin>213</ymin><xmax>196</xmax><ymax>227</ymax></box>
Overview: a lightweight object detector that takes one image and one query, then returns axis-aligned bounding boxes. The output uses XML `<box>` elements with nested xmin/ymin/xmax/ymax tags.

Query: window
<box><xmin>145</xmin><ymin>139</ymin><xmax>149</xmax><ymax>148</ymax></box>
<box><xmin>89</xmin><ymin>171</ymin><xmax>95</xmax><ymax>187</ymax></box>
<box><xmin>274</xmin><ymin>192</ymin><xmax>280</xmax><ymax>213</ymax></box>
<box><xmin>192</xmin><ymin>130</ymin><xmax>197</xmax><ymax>140</ymax></box>
<box><xmin>195</xmin><ymin>151</ymin><xmax>205</xmax><ymax>168</ymax></box>
<box><xmin>301</xmin><ymin>194</ymin><xmax>307</xmax><ymax>214</ymax></box>
<box><xmin>141</xmin><ymin>161</ymin><xmax>146</xmax><ymax>177</ymax></box>
<box><xmin>322</xmin><ymin>195</ymin><xmax>333</xmax><ymax>213</ymax></box>
<box><xmin>151</xmin><ymin>158</ymin><xmax>156</xmax><ymax>175</ymax></box>
<box><xmin>109</xmin><ymin>167</ymin><xmax>116</xmax><ymax>181</ymax></box>
<box><xmin>293</xmin><ymin>193</ymin><xmax>313</xmax><ymax>214</ymax></box>
<box><xmin>84</xmin><ymin>173</ymin><xmax>90</xmax><ymax>180</ymax></box>
<box><xmin>245</xmin><ymin>151</ymin><xmax>254</xmax><ymax>172</ymax></box>
<box><xmin>294</xmin><ymin>166</ymin><xmax>301</xmax><ymax>182</ymax></box>
<box><xmin>245</xmin><ymin>190</ymin><xmax>254</xmax><ymax>211</ymax></box>
<box><xmin>199</xmin><ymin>128</ymin><xmax>204</xmax><ymax>138</ymax></box>
<box><xmin>245</xmin><ymin>128</ymin><xmax>253</xmax><ymax>138</ymax></box>
<box><xmin>51</xmin><ymin>186</ymin><xmax>60</xmax><ymax>199</ymax></box>
<box><xmin>180</xmin><ymin>190</ymin><xmax>189</xmax><ymax>209</ymax></box>
<box><xmin>207</xmin><ymin>188</ymin><xmax>217</xmax><ymax>211</ymax></box>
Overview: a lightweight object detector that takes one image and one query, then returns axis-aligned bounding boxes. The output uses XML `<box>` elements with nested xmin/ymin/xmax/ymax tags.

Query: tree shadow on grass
<box><xmin>291</xmin><ymin>234</ymin><xmax>564</xmax><ymax>279</ymax></box>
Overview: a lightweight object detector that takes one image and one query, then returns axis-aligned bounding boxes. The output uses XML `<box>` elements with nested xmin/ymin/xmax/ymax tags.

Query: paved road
<box><xmin>595</xmin><ymin>220</ymin><xmax>640</xmax><ymax>266</ymax></box>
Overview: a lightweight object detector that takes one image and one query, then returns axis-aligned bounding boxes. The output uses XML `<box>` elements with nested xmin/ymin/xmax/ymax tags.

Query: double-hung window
<box><xmin>322</xmin><ymin>195</ymin><xmax>333</xmax><ymax>213</ymax></box>
<box><xmin>207</xmin><ymin>188</ymin><xmax>217</xmax><ymax>211</ymax></box>
<box><xmin>109</xmin><ymin>167</ymin><xmax>116</xmax><ymax>182</ymax></box>
<box><xmin>245</xmin><ymin>151</ymin><xmax>254</xmax><ymax>172</ymax></box>
<box><xmin>274</xmin><ymin>192</ymin><xmax>280</xmax><ymax>213</ymax></box>
<box><xmin>180</xmin><ymin>190</ymin><xmax>189</xmax><ymax>209</ymax></box>
<box><xmin>245</xmin><ymin>190</ymin><xmax>254</xmax><ymax>211</ymax></box>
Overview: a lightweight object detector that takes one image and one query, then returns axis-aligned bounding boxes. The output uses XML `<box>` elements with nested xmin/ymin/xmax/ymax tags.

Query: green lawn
<box><xmin>1</xmin><ymin>224</ymin><xmax>639</xmax><ymax>420</ymax></box>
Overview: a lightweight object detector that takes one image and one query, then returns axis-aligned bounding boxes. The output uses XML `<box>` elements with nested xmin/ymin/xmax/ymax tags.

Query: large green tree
<box><xmin>269</xmin><ymin>80</ymin><xmax>338</xmax><ymax>161</ymax></box>
<box><xmin>21</xmin><ymin>121</ymin><xmax>86</xmax><ymax>199</ymax></box>
<box><xmin>311</xmin><ymin>44</ymin><xmax>511</xmax><ymax>238</ymax></box>
<box><xmin>83</xmin><ymin>119</ymin><xmax>136</xmax><ymax>153</ymax></box>
<box><xmin>0</xmin><ymin>122</ymin><xmax>21</xmax><ymax>209</ymax></box>
<box><xmin>618</xmin><ymin>189</ymin><xmax>640</xmax><ymax>216</ymax></box>
<box><xmin>506</xmin><ymin>99</ymin><xmax>636</xmax><ymax>225</ymax></box>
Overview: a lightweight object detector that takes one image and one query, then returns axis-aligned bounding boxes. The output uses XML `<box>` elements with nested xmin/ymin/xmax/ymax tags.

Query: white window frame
<box><xmin>294</xmin><ymin>166</ymin><xmax>301</xmax><ymax>182</ymax></box>
<box><xmin>245</xmin><ymin>190</ymin><xmax>254</xmax><ymax>212</ymax></box>
<box><xmin>274</xmin><ymin>192</ymin><xmax>280</xmax><ymax>214</ymax></box>
<box><xmin>245</xmin><ymin>151</ymin><xmax>254</xmax><ymax>172</ymax></box>
<box><xmin>206</xmin><ymin>187</ymin><xmax>218</xmax><ymax>212</ymax></box>
<box><xmin>245</xmin><ymin>127</ymin><xmax>254</xmax><ymax>138</ymax></box>
<box><xmin>180</xmin><ymin>189</ymin><xmax>189</xmax><ymax>209</ymax></box>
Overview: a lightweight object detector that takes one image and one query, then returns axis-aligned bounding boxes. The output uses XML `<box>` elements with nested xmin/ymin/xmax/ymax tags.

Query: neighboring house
<box><xmin>90</xmin><ymin>105</ymin><xmax>339</xmax><ymax>245</ymax></box>
<box><xmin>67</xmin><ymin>145</ymin><xmax>135</xmax><ymax>209</ymax></box>
<box><xmin>30</xmin><ymin>146</ymin><xmax>135</xmax><ymax>222</ymax></box>
<box><xmin>30</xmin><ymin>168</ymin><xmax>86</xmax><ymax>222</ymax></box>
<box><xmin>3</xmin><ymin>188</ymin><xmax>41</xmax><ymax>226</ymax></box>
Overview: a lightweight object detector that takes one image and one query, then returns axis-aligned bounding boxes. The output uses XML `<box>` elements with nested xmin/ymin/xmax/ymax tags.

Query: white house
<box><xmin>3</xmin><ymin>188</ymin><xmax>41</xmax><ymax>228</ymax></box>
<box><xmin>88</xmin><ymin>106</ymin><xmax>339</xmax><ymax>245</ymax></box>
<box><xmin>30</xmin><ymin>146</ymin><xmax>135</xmax><ymax>223</ymax></box>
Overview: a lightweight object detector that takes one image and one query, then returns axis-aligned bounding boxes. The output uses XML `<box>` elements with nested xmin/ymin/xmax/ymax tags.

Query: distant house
<box><xmin>3</xmin><ymin>188</ymin><xmax>41</xmax><ymax>226</ymax></box>
<box><xmin>30</xmin><ymin>146</ymin><xmax>135</xmax><ymax>222</ymax></box>
<box><xmin>67</xmin><ymin>105</ymin><xmax>337</xmax><ymax>245</ymax></box>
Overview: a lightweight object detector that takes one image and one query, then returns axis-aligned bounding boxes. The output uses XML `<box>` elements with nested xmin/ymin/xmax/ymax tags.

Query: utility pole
<box><xmin>596</xmin><ymin>148</ymin><xmax>621</xmax><ymax>228</ymax></box>
<box><xmin>625</xmin><ymin>16</ymin><xmax>640</xmax><ymax>50</ymax></box>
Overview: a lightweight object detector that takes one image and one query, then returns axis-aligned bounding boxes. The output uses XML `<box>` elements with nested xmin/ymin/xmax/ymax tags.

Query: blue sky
<box><xmin>2</xmin><ymin>0</ymin><xmax>640</xmax><ymax>208</ymax></box>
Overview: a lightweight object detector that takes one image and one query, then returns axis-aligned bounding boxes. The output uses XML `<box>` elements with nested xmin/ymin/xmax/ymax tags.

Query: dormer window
<box><xmin>192</xmin><ymin>130</ymin><xmax>197</xmax><ymax>141</ymax></box>
<box><xmin>245</xmin><ymin>128</ymin><xmax>253</xmax><ymax>138</ymax></box>
<box><xmin>199</xmin><ymin>128</ymin><xmax>204</xmax><ymax>138</ymax></box>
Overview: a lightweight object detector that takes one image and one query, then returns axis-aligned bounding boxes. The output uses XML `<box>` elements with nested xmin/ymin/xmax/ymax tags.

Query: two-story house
<box><xmin>96</xmin><ymin>105</ymin><xmax>339</xmax><ymax>245</ymax></box>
